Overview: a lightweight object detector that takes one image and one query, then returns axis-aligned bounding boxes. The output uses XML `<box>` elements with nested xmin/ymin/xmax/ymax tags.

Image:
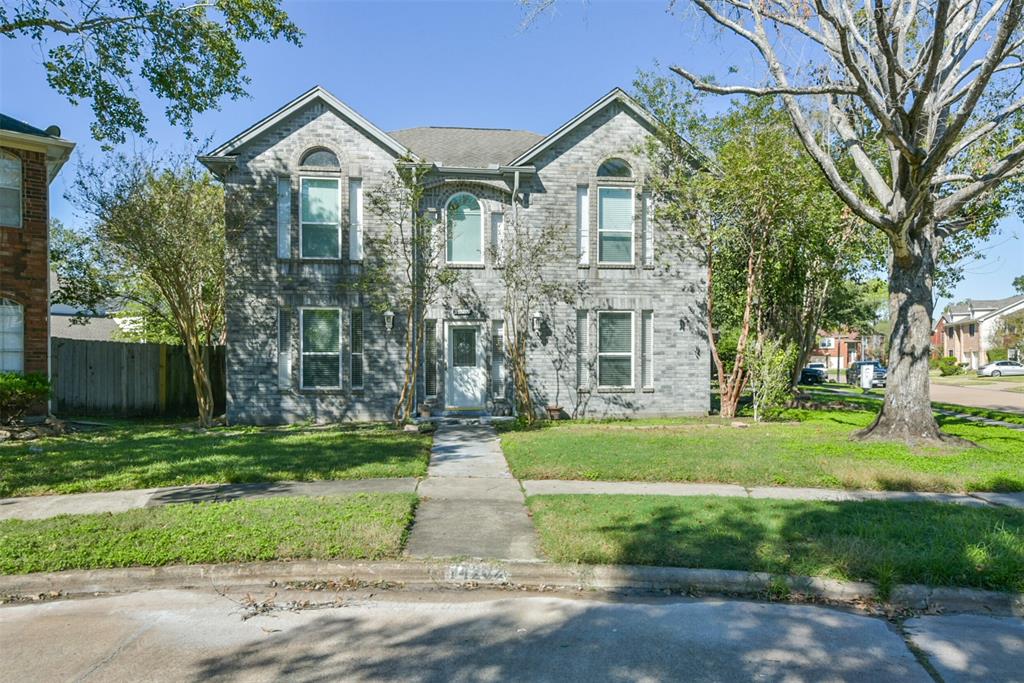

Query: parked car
<box><xmin>846</xmin><ymin>360</ymin><xmax>887</xmax><ymax>387</ymax></box>
<box><xmin>800</xmin><ymin>365</ymin><xmax>828</xmax><ymax>385</ymax></box>
<box><xmin>977</xmin><ymin>360</ymin><xmax>1024</xmax><ymax>377</ymax></box>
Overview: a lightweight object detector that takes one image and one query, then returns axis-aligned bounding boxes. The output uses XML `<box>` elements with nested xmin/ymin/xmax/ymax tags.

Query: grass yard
<box><xmin>501</xmin><ymin>409</ymin><xmax>1024</xmax><ymax>492</ymax></box>
<box><xmin>930</xmin><ymin>372</ymin><xmax>1024</xmax><ymax>389</ymax></box>
<box><xmin>0</xmin><ymin>422</ymin><xmax>431</xmax><ymax>497</ymax></box>
<box><xmin>0</xmin><ymin>493</ymin><xmax>417</xmax><ymax>574</ymax></box>
<box><xmin>528</xmin><ymin>494</ymin><xmax>1024</xmax><ymax>595</ymax></box>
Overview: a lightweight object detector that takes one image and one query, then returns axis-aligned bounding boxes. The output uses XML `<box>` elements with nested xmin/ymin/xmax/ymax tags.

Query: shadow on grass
<box><xmin>533</xmin><ymin>497</ymin><xmax>1024</xmax><ymax>595</ymax></box>
<box><xmin>0</xmin><ymin>425</ymin><xmax>431</xmax><ymax>496</ymax></box>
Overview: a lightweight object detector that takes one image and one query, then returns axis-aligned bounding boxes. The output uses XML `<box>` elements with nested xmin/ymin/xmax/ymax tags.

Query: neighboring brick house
<box><xmin>200</xmin><ymin>86</ymin><xmax>709</xmax><ymax>423</ymax></box>
<box><xmin>939</xmin><ymin>295</ymin><xmax>1024</xmax><ymax>368</ymax></box>
<box><xmin>0</xmin><ymin>115</ymin><xmax>74</xmax><ymax>381</ymax></box>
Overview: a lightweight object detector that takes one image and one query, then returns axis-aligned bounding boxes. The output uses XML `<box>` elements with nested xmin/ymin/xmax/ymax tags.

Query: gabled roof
<box><xmin>946</xmin><ymin>295</ymin><xmax>1024</xmax><ymax>317</ymax></box>
<box><xmin>0</xmin><ymin>113</ymin><xmax>75</xmax><ymax>181</ymax></box>
<box><xmin>389</xmin><ymin>127</ymin><xmax>543</xmax><ymax>168</ymax></box>
<box><xmin>204</xmin><ymin>86</ymin><xmax>413</xmax><ymax>160</ymax></box>
<box><xmin>508</xmin><ymin>87</ymin><xmax>662</xmax><ymax>167</ymax></box>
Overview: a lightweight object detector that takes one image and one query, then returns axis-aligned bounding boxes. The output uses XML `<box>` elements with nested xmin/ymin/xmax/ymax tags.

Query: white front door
<box><xmin>446</xmin><ymin>324</ymin><xmax>487</xmax><ymax>410</ymax></box>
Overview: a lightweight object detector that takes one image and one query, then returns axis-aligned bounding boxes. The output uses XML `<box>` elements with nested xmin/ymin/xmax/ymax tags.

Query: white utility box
<box><xmin>860</xmin><ymin>364</ymin><xmax>874</xmax><ymax>391</ymax></box>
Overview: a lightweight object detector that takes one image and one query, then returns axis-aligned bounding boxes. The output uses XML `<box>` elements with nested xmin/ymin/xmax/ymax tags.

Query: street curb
<box><xmin>2</xmin><ymin>560</ymin><xmax>1021</xmax><ymax>616</ymax></box>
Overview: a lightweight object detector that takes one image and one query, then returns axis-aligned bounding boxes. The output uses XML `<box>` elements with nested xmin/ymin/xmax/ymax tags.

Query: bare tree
<box><xmin>360</xmin><ymin>165</ymin><xmax>458</xmax><ymax>423</ymax></box>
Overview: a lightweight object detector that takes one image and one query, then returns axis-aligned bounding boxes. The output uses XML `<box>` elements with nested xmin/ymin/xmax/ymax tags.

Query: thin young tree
<box><xmin>65</xmin><ymin>151</ymin><xmax>228</xmax><ymax>426</ymax></box>
<box><xmin>360</xmin><ymin>165</ymin><xmax>458</xmax><ymax>424</ymax></box>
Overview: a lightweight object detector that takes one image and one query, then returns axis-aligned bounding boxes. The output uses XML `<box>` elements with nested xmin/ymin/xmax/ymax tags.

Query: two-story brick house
<box><xmin>0</xmin><ymin>115</ymin><xmax>74</xmax><ymax>382</ymax></box>
<box><xmin>200</xmin><ymin>86</ymin><xmax>709</xmax><ymax>423</ymax></box>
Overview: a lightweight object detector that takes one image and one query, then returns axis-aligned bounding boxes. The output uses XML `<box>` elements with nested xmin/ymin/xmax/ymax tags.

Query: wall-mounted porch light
<box><xmin>383</xmin><ymin>310</ymin><xmax>395</xmax><ymax>334</ymax></box>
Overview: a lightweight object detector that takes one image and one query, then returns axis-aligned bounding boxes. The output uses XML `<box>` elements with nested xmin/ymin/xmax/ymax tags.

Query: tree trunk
<box><xmin>854</xmin><ymin>223</ymin><xmax>965</xmax><ymax>445</ymax></box>
<box><xmin>184</xmin><ymin>337</ymin><xmax>214</xmax><ymax>428</ymax></box>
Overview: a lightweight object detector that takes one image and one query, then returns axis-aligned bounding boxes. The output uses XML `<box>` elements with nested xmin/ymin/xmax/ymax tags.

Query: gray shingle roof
<box><xmin>0</xmin><ymin>113</ymin><xmax>58</xmax><ymax>138</ymax></box>
<box><xmin>388</xmin><ymin>127</ymin><xmax>543</xmax><ymax>167</ymax></box>
<box><xmin>946</xmin><ymin>294</ymin><xmax>1024</xmax><ymax>315</ymax></box>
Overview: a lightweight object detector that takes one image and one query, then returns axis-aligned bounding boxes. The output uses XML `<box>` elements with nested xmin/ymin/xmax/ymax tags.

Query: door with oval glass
<box><xmin>446</xmin><ymin>323</ymin><xmax>487</xmax><ymax>410</ymax></box>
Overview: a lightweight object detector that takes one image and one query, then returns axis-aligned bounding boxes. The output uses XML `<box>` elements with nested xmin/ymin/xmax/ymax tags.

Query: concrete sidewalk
<box><xmin>404</xmin><ymin>424</ymin><xmax>539</xmax><ymax>561</ymax></box>
<box><xmin>0</xmin><ymin>478</ymin><xmax>419</xmax><ymax>521</ymax></box>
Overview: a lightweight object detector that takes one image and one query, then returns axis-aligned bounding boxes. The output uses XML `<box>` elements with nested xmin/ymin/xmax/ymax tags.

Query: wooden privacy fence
<box><xmin>50</xmin><ymin>339</ymin><xmax>226</xmax><ymax>417</ymax></box>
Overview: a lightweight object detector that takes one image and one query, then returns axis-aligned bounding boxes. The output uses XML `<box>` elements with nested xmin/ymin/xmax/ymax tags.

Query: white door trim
<box><xmin>444</xmin><ymin>320</ymin><xmax>487</xmax><ymax>411</ymax></box>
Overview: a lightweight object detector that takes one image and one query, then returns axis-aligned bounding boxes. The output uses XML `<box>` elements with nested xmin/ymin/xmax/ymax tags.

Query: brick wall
<box><xmin>0</xmin><ymin>146</ymin><xmax>48</xmax><ymax>375</ymax></box>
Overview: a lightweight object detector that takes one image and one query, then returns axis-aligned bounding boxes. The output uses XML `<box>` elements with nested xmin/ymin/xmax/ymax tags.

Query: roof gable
<box><xmin>205</xmin><ymin>86</ymin><xmax>412</xmax><ymax>160</ymax></box>
<box><xmin>508</xmin><ymin>88</ymin><xmax>662</xmax><ymax>167</ymax></box>
<box><xmin>389</xmin><ymin>127</ymin><xmax>542</xmax><ymax>167</ymax></box>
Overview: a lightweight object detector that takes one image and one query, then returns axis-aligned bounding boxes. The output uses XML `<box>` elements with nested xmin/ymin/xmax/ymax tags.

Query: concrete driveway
<box><xmin>2</xmin><ymin>588</ymin><xmax>1021</xmax><ymax>682</ymax></box>
<box><xmin>930</xmin><ymin>383</ymin><xmax>1024</xmax><ymax>413</ymax></box>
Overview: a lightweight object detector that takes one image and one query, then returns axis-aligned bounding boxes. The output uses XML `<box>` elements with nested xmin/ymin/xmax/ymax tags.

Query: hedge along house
<box><xmin>0</xmin><ymin>115</ymin><xmax>74</xmax><ymax>388</ymax></box>
<box><xmin>200</xmin><ymin>86</ymin><xmax>709</xmax><ymax>424</ymax></box>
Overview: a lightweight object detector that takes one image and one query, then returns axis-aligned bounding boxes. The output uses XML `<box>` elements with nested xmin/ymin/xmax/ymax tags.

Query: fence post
<box><xmin>159</xmin><ymin>344</ymin><xmax>168</xmax><ymax>415</ymax></box>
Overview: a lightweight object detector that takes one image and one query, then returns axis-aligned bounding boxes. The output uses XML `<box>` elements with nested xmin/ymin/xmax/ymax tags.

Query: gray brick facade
<box><xmin>205</xmin><ymin>87</ymin><xmax>709</xmax><ymax>424</ymax></box>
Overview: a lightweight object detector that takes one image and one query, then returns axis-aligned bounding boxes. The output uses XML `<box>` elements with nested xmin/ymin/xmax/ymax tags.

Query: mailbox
<box><xmin>860</xmin><ymin>364</ymin><xmax>874</xmax><ymax>391</ymax></box>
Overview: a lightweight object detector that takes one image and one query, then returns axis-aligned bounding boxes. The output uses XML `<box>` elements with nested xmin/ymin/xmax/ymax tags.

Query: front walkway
<box><xmin>404</xmin><ymin>424</ymin><xmax>540</xmax><ymax>561</ymax></box>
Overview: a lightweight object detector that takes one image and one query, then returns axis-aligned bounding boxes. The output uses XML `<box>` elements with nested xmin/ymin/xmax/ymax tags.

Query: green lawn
<box><xmin>930</xmin><ymin>372</ymin><xmax>1024</xmax><ymax>388</ymax></box>
<box><xmin>528</xmin><ymin>494</ymin><xmax>1024</xmax><ymax>595</ymax></box>
<box><xmin>807</xmin><ymin>384</ymin><xmax>1024</xmax><ymax>426</ymax></box>
<box><xmin>502</xmin><ymin>409</ymin><xmax>1024</xmax><ymax>492</ymax></box>
<box><xmin>0</xmin><ymin>422</ymin><xmax>431</xmax><ymax>497</ymax></box>
<box><xmin>0</xmin><ymin>493</ymin><xmax>417</xmax><ymax>574</ymax></box>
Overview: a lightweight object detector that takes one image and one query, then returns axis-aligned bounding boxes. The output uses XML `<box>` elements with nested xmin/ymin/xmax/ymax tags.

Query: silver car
<box><xmin>977</xmin><ymin>360</ymin><xmax>1024</xmax><ymax>377</ymax></box>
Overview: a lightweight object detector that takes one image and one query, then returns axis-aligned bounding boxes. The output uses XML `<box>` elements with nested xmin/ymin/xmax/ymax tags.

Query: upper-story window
<box><xmin>0</xmin><ymin>151</ymin><xmax>22</xmax><ymax>228</ymax></box>
<box><xmin>300</xmin><ymin>148</ymin><xmax>340</xmax><ymax>168</ymax></box>
<box><xmin>446</xmin><ymin>192</ymin><xmax>483</xmax><ymax>264</ymax></box>
<box><xmin>0</xmin><ymin>298</ymin><xmax>23</xmax><ymax>373</ymax></box>
<box><xmin>300</xmin><ymin>177</ymin><xmax>341</xmax><ymax>258</ymax></box>
<box><xmin>597</xmin><ymin>158</ymin><xmax>632</xmax><ymax>178</ymax></box>
<box><xmin>598</xmin><ymin>187</ymin><xmax>634</xmax><ymax>264</ymax></box>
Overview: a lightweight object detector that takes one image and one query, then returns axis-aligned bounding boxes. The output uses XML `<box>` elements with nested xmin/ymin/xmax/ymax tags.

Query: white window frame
<box><xmin>276</xmin><ymin>177</ymin><xmax>291</xmax><ymax>259</ymax></box>
<box><xmin>349</xmin><ymin>177</ymin><xmax>363</xmax><ymax>261</ymax></box>
<box><xmin>597</xmin><ymin>186</ymin><xmax>635</xmax><ymax>266</ymax></box>
<box><xmin>299</xmin><ymin>307</ymin><xmax>342</xmax><ymax>390</ymax></box>
<box><xmin>641</xmin><ymin>192</ymin><xmax>653</xmax><ymax>266</ymax></box>
<box><xmin>0</xmin><ymin>298</ymin><xmax>24</xmax><ymax>374</ymax></box>
<box><xmin>445</xmin><ymin>192</ymin><xmax>485</xmax><ymax>266</ymax></box>
<box><xmin>299</xmin><ymin>176</ymin><xmax>342</xmax><ymax>260</ymax></box>
<box><xmin>597</xmin><ymin>310</ymin><xmax>635</xmax><ymax>390</ymax></box>
<box><xmin>576</xmin><ymin>309</ymin><xmax>590</xmax><ymax>390</ymax></box>
<box><xmin>277</xmin><ymin>307</ymin><xmax>291</xmax><ymax>389</ymax></box>
<box><xmin>641</xmin><ymin>310</ymin><xmax>654</xmax><ymax>389</ymax></box>
<box><xmin>350</xmin><ymin>308</ymin><xmax>364</xmax><ymax>390</ymax></box>
<box><xmin>577</xmin><ymin>185</ymin><xmax>590</xmax><ymax>266</ymax></box>
<box><xmin>0</xmin><ymin>151</ymin><xmax>22</xmax><ymax>229</ymax></box>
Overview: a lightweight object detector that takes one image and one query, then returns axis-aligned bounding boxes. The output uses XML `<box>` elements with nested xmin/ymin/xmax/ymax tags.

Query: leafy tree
<box><xmin>55</xmin><ymin>151</ymin><xmax>228</xmax><ymax>426</ymax></box>
<box><xmin>989</xmin><ymin>310</ymin><xmax>1024</xmax><ymax>358</ymax></box>
<box><xmin>1014</xmin><ymin>275</ymin><xmax>1024</xmax><ymax>295</ymax></box>
<box><xmin>1</xmin><ymin>0</ymin><xmax>301</xmax><ymax>145</ymax></box>
<box><xmin>359</xmin><ymin>165</ymin><xmax>458</xmax><ymax>424</ymax></box>
<box><xmin>747</xmin><ymin>337</ymin><xmax>797</xmax><ymax>422</ymax></box>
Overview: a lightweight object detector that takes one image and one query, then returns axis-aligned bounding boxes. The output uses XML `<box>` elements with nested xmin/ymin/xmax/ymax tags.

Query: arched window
<box><xmin>446</xmin><ymin>193</ymin><xmax>483</xmax><ymax>264</ymax></box>
<box><xmin>0</xmin><ymin>151</ymin><xmax>22</xmax><ymax>227</ymax></box>
<box><xmin>0</xmin><ymin>298</ymin><xmax>24</xmax><ymax>373</ymax></box>
<box><xmin>300</xmin><ymin>148</ymin><xmax>340</xmax><ymax>168</ymax></box>
<box><xmin>597</xmin><ymin>158</ymin><xmax>632</xmax><ymax>178</ymax></box>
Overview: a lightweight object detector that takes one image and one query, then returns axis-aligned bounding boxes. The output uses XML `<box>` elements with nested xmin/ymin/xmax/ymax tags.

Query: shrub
<box><xmin>0</xmin><ymin>373</ymin><xmax>50</xmax><ymax>424</ymax></box>
<box><xmin>748</xmin><ymin>337</ymin><xmax>797</xmax><ymax>422</ymax></box>
<box><xmin>987</xmin><ymin>348</ymin><xmax>1009</xmax><ymax>362</ymax></box>
<box><xmin>938</xmin><ymin>356</ymin><xmax>963</xmax><ymax>376</ymax></box>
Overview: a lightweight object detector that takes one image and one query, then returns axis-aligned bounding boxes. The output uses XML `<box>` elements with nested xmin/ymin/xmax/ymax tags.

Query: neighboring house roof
<box><xmin>0</xmin><ymin>113</ymin><xmax>75</xmax><ymax>181</ymax></box>
<box><xmin>389</xmin><ymin>127</ymin><xmax>543</xmax><ymax>168</ymax></box>
<box><xmin>50</xmin><ymin>313</ymin><xmax>121</xmax><ymax>342</ymax></box>
<box><xmin>201</xmin><ymin>85</ymin><xmax>412</xmax><ymax>167</ymax></box>
<box><xmin>944</xmin><ymin>295</ymin><xmax>1024</xmax><ymax>323</ymax></box>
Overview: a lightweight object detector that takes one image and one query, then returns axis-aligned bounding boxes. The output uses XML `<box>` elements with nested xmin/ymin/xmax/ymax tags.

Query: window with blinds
<box><xmin>598</xmin><ymin>311</ymin><xmax>633</xmax><ymax>388</ymax></box>
<box><xmin>276</xmin><ymin>178</ymin><xmax>291</xmax><ymax>259</ymax></box>
<box><xmin>301</xmin><ymin>308</ymin><xmax>341</xmax><ymax>388</ymax></box>
<box><xmin>424</xmin><ymin>320</ymin><xmax>438</xmax><ymax>397</ymax></box>
<box><xmin>576</xmin><ymin>309</ymin><xmax>589</xmax><ymax>390</ymax></box>
<box><xmin>641</xmin><ymin>310</ymin><xmax>654</xmax><ymax>389</ymax></box>
<box><xmin>349</xmin><ymin>178</ymin><xmax>363</xmax><ymax>261</ymax></box>
<box><xmin>446</xmin><ymin>193</ymin><xmax>483</xmax><ymax>264</ymax></box>
<box><xmin>300</xmin><ymin>178</ymin><xmax>340</xmax><ymax>258</ymax></box>
<box><xmin>277</xmin><ymin>308</ymin><xmax>291</xmax><ymax>389</ymax></box>
<box><xmin>0</xmin><ymin>152</ymin><xmax>22</xmax><ymax>228</ymax></box>
<box><xmin>491</xmin><ymin>320</ymin><xmax>505</xmax><ymax>398</ymax></box>
<box><xmin>0</xmin><ymin>298</ymin><xmax>24</xmax><ymax>373</ymax></box>
<box><xmin>576</xmin><ymin>185</ymin><xmax>589</xmax><ymax>265</ymax></box>
<box><xmin>641</xmin><ymin>192</ymin><xmax>653</xmax><ymax>266</ymax></box>
<box><xmin>598</xmin><ymin>187</ymin><xmax>633</xmax><ymax>264</ymax></box>
<box><xmin>350</xmin><ymin>309</ymin><xmax>364</xmax><ymax>389</ymax></box>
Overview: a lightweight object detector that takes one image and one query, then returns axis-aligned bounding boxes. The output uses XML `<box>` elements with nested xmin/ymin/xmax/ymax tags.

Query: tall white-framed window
<box><xmin>276</xmin><ymin>178</ymin><xmax>291</xmax><ymax>259</ymax></box>
<box><xmin>350</xmin><ymin>308</ymin><xmax>364</xmax><ymax>390</ymax></box>
<box><xmin>0</xmin><ymin>298</ymin><xmax>24</xmax><ymax>373</ymax></box>
<box><xmin>0</xmin><ymin>151</ymin><xmax>22</xmax><ymax>228</ymax></box>
<box><xmin>598</xmin><ymin>187</ymin><xmax>634</xmax><ymax>265</ymax></box>
<box><xmin>299</xmin><ymin>177</ymin><xmax>341</xmax><ymax>259</ymax></box>
<box><xmin>491</xmin><ymin>319</ymin><xmax>505</xmax><ymax>398</ymax></box>
<box><xmin>576</xmin><ymin>185</ymin><xmax>589</xmax><ymax>265</ymax></box>
<box><xmin>641</xmin><ymin>310</ymin><xmax>654</xmax><ymax>389</ymax></box>
<box><xmin>446</xmin><ymin>192</ymin><xmax>484</xmax><ymax>265</ymax></box>
<box><xmin>490</xmin><ymin>211</ymin><xmax>504</xmax><ymax>262</ymax></box>
<box><xmin>598</xmin><ymin>311</ymin><xmax>633</xmax><ymax>389</ymax></box>
<box><xmin>424</xmin><ymin>319</ymin><xmax>438</xmax><ymax>397</ymax></box>
<box><xmin>576</xmin><ymin>309</ymin><xmax>589</xmax><ymax>390</ymax></box>
<box><xmin>300</xmin><ymin>307</ymin><xmax>341</xmax><ymax>389</ymax></box>
<box><xmin>641</xmin><ymin>192</ymin><xmax>653</xmax><ymax>266</ymax></box>
<box><xmin>349</xmin><ymin>178</ymin><xmax>363</xmax><ymax>261</ymax></box>
<box><xmin>277</xmin><ymin>307</ymin><xmax>291</xmax><ymax>389</ymax></box>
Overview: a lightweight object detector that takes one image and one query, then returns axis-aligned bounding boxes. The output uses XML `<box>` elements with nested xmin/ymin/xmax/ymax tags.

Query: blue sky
<box><xmin>2</xmin><ymin>0</ymin><xmax>1021</xmax><ymax>309</ymax></box>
